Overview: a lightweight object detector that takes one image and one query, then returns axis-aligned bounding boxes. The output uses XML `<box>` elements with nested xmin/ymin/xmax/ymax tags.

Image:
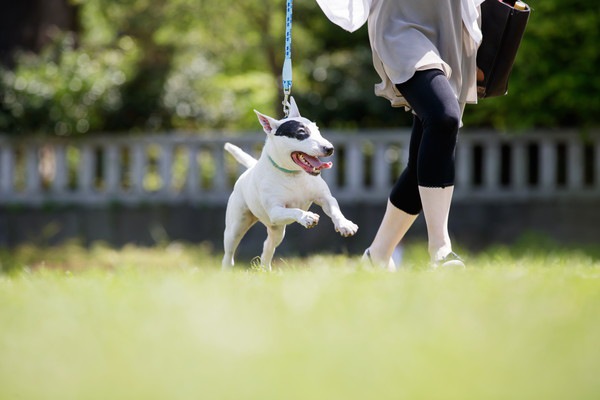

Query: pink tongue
<box><xmin>305</xmin><ymin>154</ymin><xmax>332</xmax><ymax>170</ymax></box>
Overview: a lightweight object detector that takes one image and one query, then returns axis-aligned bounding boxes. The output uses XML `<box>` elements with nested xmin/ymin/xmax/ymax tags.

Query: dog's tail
<box><xmin>224</xmin><ymin>143</ymin><xmax>257</xmax><ymax>169</ymax></box>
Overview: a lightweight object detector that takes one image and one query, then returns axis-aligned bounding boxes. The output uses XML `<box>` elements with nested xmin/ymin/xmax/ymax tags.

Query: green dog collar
<box><xmin>268</xmin><ymin>155</ymin><xmax>301</xmax><ymax>175</ymax></box>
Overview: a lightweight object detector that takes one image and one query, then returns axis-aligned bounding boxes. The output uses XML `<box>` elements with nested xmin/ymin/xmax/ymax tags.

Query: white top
<box><xmin>316</xmin><ymin>0</ymin><xmax>484</xmax><ymax>109</ymax></box>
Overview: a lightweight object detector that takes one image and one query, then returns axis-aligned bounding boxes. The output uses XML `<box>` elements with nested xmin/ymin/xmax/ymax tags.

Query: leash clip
<box><xmin>282</xmin><ymin>90</ymin><xmax>291</xmax><ymax>118</ymax></box>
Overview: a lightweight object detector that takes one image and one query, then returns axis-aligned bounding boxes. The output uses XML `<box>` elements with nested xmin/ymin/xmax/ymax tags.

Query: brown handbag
<box><xmin>476</xmin><ymin>0</ymin><xmax>531</xmax><ymax>98</ymax></box>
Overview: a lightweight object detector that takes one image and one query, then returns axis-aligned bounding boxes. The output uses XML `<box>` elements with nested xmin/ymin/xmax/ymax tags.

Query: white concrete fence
<box><xmin>1</xmin><ymin>130</ymin><xmax>599</xmax><ymax>206</ymax></box>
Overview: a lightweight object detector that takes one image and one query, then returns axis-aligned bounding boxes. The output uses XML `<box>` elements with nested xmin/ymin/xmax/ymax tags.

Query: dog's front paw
<box><xmin>335</xmin><ymin>219</ymin><xmax>358</xmax><ymax>237</ymax></box>
<box><xmin>299</xmin><ymin>212</ymin><xmax>320</xmax><ymax>229</ymax></box>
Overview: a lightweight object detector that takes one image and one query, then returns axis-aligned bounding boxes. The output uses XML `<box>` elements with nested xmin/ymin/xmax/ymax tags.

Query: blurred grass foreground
<box><xmin>1</xmin><ymin>242</ymin><xmax>600</xmax><ymax>400</ymax></box>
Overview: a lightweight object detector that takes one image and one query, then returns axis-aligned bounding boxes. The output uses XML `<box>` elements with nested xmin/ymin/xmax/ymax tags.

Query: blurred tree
<box><xmin>0</xmin><ymin>0</ymin><xmax>79</xmax><ymax>67</ymax></box>
<box><xmin>0</xmin><ymin>0</ymin><xmax>598</xmax><ymax>135</ymax></box>
<box><xmin>75</xmin><ymin>0</ymin><xmax>301</xmax><ymax>130</ymax></box>
<box><xmin>77</xmin><ymin>0</ymin><xmax>176</xmax><ymax>131</ymax></box>
<box><xmin>463</xmin><ymin>0</ymin><xmax>600</xmax><ymax>130</ymax></box>
<box><xmin>0</xmin><ymin>34</ymin><xmax>140</xmax><ymax>135</ymax></box>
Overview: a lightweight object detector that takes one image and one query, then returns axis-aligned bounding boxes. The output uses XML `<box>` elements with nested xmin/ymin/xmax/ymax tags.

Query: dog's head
<box><xmin>254</xmin><ymin>97</ymin><xmax>334</xmax><ymax>176</ymax></box>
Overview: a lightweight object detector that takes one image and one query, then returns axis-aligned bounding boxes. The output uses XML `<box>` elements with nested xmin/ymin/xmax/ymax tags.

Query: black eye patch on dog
<box><xmin>275</xmin><ymin>120</ymin><xmax>310</xmax><ymax>141</ymax></box>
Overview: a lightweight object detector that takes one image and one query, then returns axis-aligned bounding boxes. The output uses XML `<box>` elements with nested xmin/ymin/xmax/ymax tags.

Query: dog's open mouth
<box><xmin>291</xmin><ymin>151</ymin><xmax>333</xmax><ymax>176</ymax></box>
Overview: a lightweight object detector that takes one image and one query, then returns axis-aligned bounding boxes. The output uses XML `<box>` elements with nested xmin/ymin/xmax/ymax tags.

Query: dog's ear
<box><xmin>288</xmin><ymin>96</ymin><xmax>301</xmax><ymax>119</ymax></box>
<box><xmin>254</xmin><ymin>110</ymin><xmax>280</xmax><ymax>134</ymax></box>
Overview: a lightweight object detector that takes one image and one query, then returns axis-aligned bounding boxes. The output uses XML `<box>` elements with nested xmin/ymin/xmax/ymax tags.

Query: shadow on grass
<box><xmin>481</xmin><ymin>232</ymin><xmax>600</xmax><ymax>261</ymax></box>
<box><xmin>0</xmin><ymin>240</ymin><xmax>218</xmax><ymax>275</ymax></box>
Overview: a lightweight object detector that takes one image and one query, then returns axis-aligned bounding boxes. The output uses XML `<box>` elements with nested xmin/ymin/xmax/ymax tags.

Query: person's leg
<box><xmin>365</xmin><ymin>116</ymin><xmax>423</xmax><ymax>269</ymax></box>
<box><xmin>395</xmin><ymin>69</ymin><xmax>462</xmax><ymax>263</ymax></box>
<box><xmin>364</xmin><ymin>200</ymin><xmax>418</xmax><ymax>269</ymax></box>
<box><xmin>418</xmin><ymin>186</ymin><xmax>454</xmax><ymax>261</ymax></box>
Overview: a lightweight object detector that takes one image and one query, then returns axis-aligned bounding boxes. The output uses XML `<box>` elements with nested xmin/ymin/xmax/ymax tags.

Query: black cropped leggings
<box><xmin>389</xmin><ymin>69</ymin><xmax>462</xmax><ymax>215</ymax></box>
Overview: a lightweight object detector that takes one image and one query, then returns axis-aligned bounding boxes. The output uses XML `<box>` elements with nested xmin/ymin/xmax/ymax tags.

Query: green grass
<box><xmin>1</xmin><ymin>241</ymin><xmax>600</xmax><ymax>400</ymax></box>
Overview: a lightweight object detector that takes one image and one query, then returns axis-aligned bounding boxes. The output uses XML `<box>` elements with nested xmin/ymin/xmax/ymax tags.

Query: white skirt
<box><xmin>316</xmin><ymin>0</ymin><xmax>484</xmax><ymax>109</ymax></box>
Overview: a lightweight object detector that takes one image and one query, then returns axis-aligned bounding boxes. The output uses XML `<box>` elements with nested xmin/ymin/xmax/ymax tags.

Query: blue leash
<box><xmin>282</xmin><ymin>0</ymin><xmax>293</xmax><ymax>117</ymax></box>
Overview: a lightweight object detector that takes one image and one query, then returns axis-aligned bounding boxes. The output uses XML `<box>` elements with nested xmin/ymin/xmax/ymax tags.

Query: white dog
<box><xmin>222</xmin><ymin>97</ymin><xmax>358</xmax><ymax>269</ymax></box>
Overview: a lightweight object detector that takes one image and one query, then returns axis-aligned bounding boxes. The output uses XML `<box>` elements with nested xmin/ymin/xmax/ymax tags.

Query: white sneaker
<box><xmin>362</xmin><ymin>249</ymin><xmax>397</xmax><ymax>271</ymax></box>
<box><xmin>432</xmin><ymin>251</ymin><xmax>466</xmax><ymax>269</ymax></box>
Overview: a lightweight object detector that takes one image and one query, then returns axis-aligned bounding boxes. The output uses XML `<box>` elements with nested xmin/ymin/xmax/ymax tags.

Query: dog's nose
<box><xmin>323</xmin><ymin>146</ymin><xmax>334</xmax><ymax>156</ymax></box>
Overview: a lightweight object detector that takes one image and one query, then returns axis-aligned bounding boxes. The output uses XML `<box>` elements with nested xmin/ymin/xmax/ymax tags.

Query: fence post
<box><xmin>456</xmin><ymin>138</ymin><xmax>472</xmax><ymax>193</ymax></box>
<box><xmin>567</xmin><ymin>140</ymin><xmax>584</xmax><ymax>190</ymax></box>
<box><xmin>345</xmin><ymin>140</ymin><xmax>363</xmax><ymax>193</ymax></box>
<box><xmin>104</xmin><ymin>144</ymin><xmax>120</xmax><ymax>195</ymax></box>
<box><xmin>0</xmin><ymin>145</ymin><xmax>14</xmax><ymax>195</ymax></box>
<box><xmin>373</xmin><ymin>142</ymin><xmax>389</xmax><ymax>191</ymax></box>
<box><xmin>511</xmin><ymin>141</ymin><xmax>527</xmax><ymax>193</ymax></box>
<box><xmin>540</xmin><ymin>140</ymin><xmax>556</xmax><ymax>193</ymax></box>
<box><xmin>25</xmin><ymin>146</ymin><xmax>40</xmax><ymax>195</ymax></box>
<box><xmin>213</xmin><ymin>145</ymin><xmax>227</xmax><ymax>193</ymax></box>
<box><xmin>159</xmin><ymin>142</ymin><xmax>173</xmax><ymax>195</ymax></box>
<box><xmin>53</xmin><ymin>144</ymin><xmax>68</xmax><ymax>194</ymax></box>
<box><xmin>186</xmin><ymin>145</ymin><xmax>200</xmax><ymax>196</ymax></box>
<box><xmin>130</xmin><ymin>143</ymin><xmax>145</xmax><ymax>195</ymax></box>
<box><xmin>78</xmin><ymin>144</ymin><xmax>94</xmax><ymax>199</ymax></box>
<box><xmin>484</xmin><ymin>138</ymin><xmax>501</xmax><ymax>193</ymax></box>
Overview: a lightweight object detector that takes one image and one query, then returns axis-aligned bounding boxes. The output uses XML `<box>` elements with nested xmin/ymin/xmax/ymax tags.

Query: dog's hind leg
<box><xmin>222</xmin><ymin>202</ymin><xmax>257</xmax><ymax>270</ymax></box>
<box><xmin>260</xmin><ymin>225</ymin><xmax>286</xmax><ymax>270</ymax></box>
